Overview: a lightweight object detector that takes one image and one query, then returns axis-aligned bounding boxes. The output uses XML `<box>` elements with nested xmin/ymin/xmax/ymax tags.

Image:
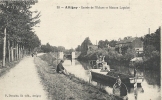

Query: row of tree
<box><xmin>0</xmin><ymin>1</ymin><xmax>41</xmax><ymax>67</ymax></box>
<box><xmin>41</xmin><ymin>43</ymin><xmax>75</xmax><ymax>54</ymax></box>
<box><xmin>76</xmin><ymin>37</ymin><xmax>118</xmax><ymax>55</ymax></box>
<box><xmin>98</xmin><ymin>40</ymin><xmax>117</xmax><ymax>48</ymax></box>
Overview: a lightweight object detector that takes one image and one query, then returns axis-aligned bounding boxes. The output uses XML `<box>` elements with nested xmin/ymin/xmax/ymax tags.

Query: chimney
<box><xmin>96</xmin><ymin>40</ymin><xmax>97</xmax><ymax>45</ymax></box>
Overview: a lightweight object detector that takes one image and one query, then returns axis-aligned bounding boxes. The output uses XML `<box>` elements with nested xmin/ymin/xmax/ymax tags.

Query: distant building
<box><xmin>115</xmin><ymin>37</ymin><xmax>143</xmax><ymax>54</ymax></box>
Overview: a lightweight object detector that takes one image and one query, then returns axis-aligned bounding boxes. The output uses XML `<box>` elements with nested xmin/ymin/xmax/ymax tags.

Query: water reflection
<box><xmin>112</xmin><ymin>65</ymin><xmax>160</xmax><ymax>86</ymax></box>
<box><xmin>63</xmin><ymin>60</ymin><xmax>90</xmax><ymax>82</ymax></box>
<box><xmin>63</xmin><ymin>59</ymin><xmax>161</xmax><ymax>100</ymax></box>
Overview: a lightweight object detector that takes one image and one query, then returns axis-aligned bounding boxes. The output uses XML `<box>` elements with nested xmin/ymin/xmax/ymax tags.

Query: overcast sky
<box><xmin>31</xmin><ymin>0</ymin><xmax>161</xmax><ymax>49</ymax></box>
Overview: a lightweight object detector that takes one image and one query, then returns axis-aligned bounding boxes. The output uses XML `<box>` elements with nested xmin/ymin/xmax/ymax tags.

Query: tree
<box><xmin>52</xmin><ymin>46</ymin><xmax>58</xmax><ymax>52</ymax></box>
<box><xmin>123</xmin><ymin>48</ymin><xmax>136</xmax><ymax>61</ymax></box>
<box><xmin>144</xmin><ymin>45</ymin><xmax>156</xmax><ymax>58</ymax></box>
<box><xmin>41</xmin><ymin>43</ymin><xmax>52</xmax><ymax>53</ymax></box>
<box><xmin>142</xmin><ymin>27</ymin><xmax>160</xmax><ymax>70</ymax></box>
<box><xmin>75</xmin><ymin>45</ymin><xmax>81</xmax><ymax>51</ymax></box>
<box><xmin>57</xmin><ymin>46</ymin><xmax>65</xmax><ymax>52</ymax></box>
<box><xmin>98</xmin><ymin>40</ymin><xmax>105</xmax><ymax>48</ymax></box>
<box><xmin>98</xmin><ymin>39</ymin><xmax>109</xmax><ymax>48</ymax></box>
<box><xmin>0</xmin><ymin>1</ymin><xmax>40</xmax><ymax>65</ymax></box>
<box><xmin>109</xmin><ymin>40</ymin><xmax>117</xmax><ymax>47</ymax></box>
<box><xmin>80</xmin><ymin>37</ymin><xmax>92</xmax><ymax>55</ymax></box>
<box><xmin>143</xmin><ymin>27</ymin><xmax>161</xmax><ymax>58</ymax></box>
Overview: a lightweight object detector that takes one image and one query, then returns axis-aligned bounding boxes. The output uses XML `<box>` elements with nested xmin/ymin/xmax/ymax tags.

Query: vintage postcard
<box><xmin>0</xmin><ymin>0</ymin><xmax>161</xmax><ymax>100</ymax></box>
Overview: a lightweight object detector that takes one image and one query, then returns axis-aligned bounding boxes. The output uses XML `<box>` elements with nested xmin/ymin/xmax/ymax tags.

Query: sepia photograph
<box><xmin>0</xmin><ymin>0</ymin><xmax>161</xmax><ymax>100</ymax></box>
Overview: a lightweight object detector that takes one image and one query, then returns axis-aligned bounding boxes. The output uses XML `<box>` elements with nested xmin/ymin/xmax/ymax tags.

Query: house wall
<box><xmin>131</xmin><ymin>38</ymin><xmax>143</xmax><ymax>48</ymax></box>
<box><xmin>115</xmin><ymin>38</ymin><xmax>143</xmax><ymax>54</ymax></box>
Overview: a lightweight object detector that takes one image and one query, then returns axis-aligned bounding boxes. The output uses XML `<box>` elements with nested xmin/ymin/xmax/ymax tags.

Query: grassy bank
<box><xmin>34</xmin><ymin>54</ymin><xmax>117</xmax><ymax>100</ymax></box>
<box><xmin>0</xmin><ymin>59</ymin><xmax>21</xmax><ymax>77</ymax></box>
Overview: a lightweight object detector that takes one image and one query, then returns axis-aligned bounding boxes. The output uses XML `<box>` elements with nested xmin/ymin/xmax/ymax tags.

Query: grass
<box><xmin>34</xmin><ymin>53</ymin><xmax>117</xmax><ymax>100</ymax></box>
<box><xmin>0</xmin><ymin>59</ymin><xmax>21</xmax><ymax>77</ymax></box>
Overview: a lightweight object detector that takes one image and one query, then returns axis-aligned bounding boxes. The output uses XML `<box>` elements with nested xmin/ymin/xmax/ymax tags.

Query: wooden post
<box><xmin>2</xmin><ymin>28</ymin><xmax>6</xmax><ymax>67</ymax></box>
<box><xmin>8</xmin><ymin>40</ymin><xmax>10</xmax><ymax>62</ymax></box>
<box><xmin>134</xmin><ymin>67</ymin><xmax>138</xmax><ymax>100</ymax></box>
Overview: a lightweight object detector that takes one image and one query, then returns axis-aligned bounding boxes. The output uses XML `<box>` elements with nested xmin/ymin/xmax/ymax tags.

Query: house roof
<box><xmin>116</xmin><ymin>37</ymin><xmax>136</xmax><ymax>44</ymax></box>
<box><xmin>130</xmin><ymin>57</ymin><xmax>143</xmax><ymax>62</ymax></box>
<box><xmin>88</xmin><ymin>45</ymin><xmax>98</xmax><ymax>48</ymax></box>
<box><xmin>88</xmin><ymin>45</ymin><xmax>98</xmax><ymax>50</ymax></box>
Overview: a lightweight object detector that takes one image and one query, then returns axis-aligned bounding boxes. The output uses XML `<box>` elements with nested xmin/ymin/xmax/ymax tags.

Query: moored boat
<box><xmin>90</xmin><ymin>55</ymin><xmax>144</xmax><ymax>87</ymax></box>
<box><xmin>90</xmin><ymin>69</ymin><xmax>144</xmax><ymax>87</ymax></box>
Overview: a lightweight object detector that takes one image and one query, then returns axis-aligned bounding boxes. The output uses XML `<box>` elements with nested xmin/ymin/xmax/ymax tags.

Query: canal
<box><xmin>62</xmin><ymin>59</ymin><xmax>160</xmax><ymax>100</ymax></box>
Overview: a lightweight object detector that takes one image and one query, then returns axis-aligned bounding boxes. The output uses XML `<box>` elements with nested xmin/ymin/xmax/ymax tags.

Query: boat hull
<box><xmin>91</xmin><ymin>71</ymin><xmax>116</xmax><ymax>86</ymax></box>
<box><xmin>91</xmin><ymin>70</ymin><xmax>143</xmax><ymax>87</ymax></box>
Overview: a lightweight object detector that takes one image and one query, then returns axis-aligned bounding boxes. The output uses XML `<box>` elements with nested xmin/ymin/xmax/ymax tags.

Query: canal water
<box><xmin>63</xmin><ymin>59</ymin><xmax>161</xmax><ymax>100</ymax></box>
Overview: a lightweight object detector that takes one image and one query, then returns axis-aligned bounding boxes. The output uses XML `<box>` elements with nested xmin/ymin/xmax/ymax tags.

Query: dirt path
<box><xmin>0</xmin><ymin>55</ymin><xmax>47</xmax><ymax>100</ymax></box>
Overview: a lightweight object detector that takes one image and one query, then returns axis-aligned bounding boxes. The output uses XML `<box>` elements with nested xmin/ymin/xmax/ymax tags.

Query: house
<box><xmin>115</xmin><ymin>37</ymin><xmax>143</xmax><ymax>54</ymax></box>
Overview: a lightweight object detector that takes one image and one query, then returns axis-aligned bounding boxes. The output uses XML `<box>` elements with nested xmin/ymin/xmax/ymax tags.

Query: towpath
<box><xmin>0</xmin><ymin>54</ymin><xmax>47</xmax><ymax>100</ymax></box>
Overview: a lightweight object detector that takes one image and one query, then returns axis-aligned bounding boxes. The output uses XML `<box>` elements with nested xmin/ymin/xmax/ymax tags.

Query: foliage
<box><xmin>98</xmin><ymin>39</ymin><xmax>117</xmax><ymax>48</ymax></box>
<box><xmin>0</xmin><ymin>1</ymin><xmax>40</xmax><ymax>50</ymax></box>
<box><xmin>64</xmin><ymin>48</ymin><xmax>75</xmax><ymax>54</ymax></box>
<box><xmin>57</xmin><ymin>46</ymin><xmax>65</xmax><ymax>52</ymax></box>
<box><xmin>143</xmin><ymin>55</ymin><xmax>160</xmax><ymax>70</ymax></box>
<box><xmin>75</xmin><ymin>45</ymin><xmax>81</xmax><ymax>51</ymax></box>
<box><xmin>98</xmin><ymin>40</ymin><xmax>107</xmax><ymax>48</ymax></box>
<box><xmin>122</xmin><ymin>48</ymin><xmax>136</xmax><ymax>61</ymax></box>
<box><xmin>41</xmin><ymin>43</ymin><xmax>58</xmax><ymax>53</ymax></box>
<box><xmin>144</xmin><ymin>45</ymin><xmax>156</xmax><ymax>58</ymax></box>
<box><xmin>80</xmin><ymin>37</ymin><xmax>92</xmax><ymax>55</ymax></box>
<box><xmin>109</xmin><ymin>40</ymin><xmax>117</xmax><ymax>47</ymax></box>
<box><xmin>143</xmin><ymin>28</ymin><xmax>160</xmax><ymax>52</ymax></box>
<box><xmin>41</xmin><ymin>43</ymin><xmax>70</xmax><ymax>53</ymax></box>
<box><xmin>78</xmin><ymin>27</ymin><xmax>160</xmax><ymax>70</ymax></box>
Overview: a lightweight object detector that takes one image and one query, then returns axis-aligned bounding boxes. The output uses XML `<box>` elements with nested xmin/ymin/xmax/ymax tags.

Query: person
<box><xmin>31</xmin><ymin>53</ymin><xmax>34</xmax><ymax>57</ymax></box>
<box><xmin>113</xmin><ymin>76</ymin><xmax>128</xmax><ymax>100</ymax></box>
<box><xmin>101</xmin><ymin>62</ymin><xmax>110</xmax><ymax>71</ymax></box>
<box><xmin>96</xmin><ymin>55</ymin><xmax>103</xmax><ymax>68</ymax></box>
<box><xmin>56</xmin><ymin>60</ymin><xmax>69</xmax><ymax>75</ymax></box>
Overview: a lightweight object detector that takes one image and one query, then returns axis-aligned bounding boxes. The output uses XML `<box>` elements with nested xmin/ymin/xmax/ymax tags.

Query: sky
<box><xmin>31</xmin><ymin>0</ymin><xmax>161</xmax><ymax>49</ymax></box>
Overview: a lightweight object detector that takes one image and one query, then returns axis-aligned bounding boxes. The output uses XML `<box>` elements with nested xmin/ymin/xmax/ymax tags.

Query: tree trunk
<box><xmin>8</xmin><ymin>40</ymin><xmax>10</xmax><ymax>62</ymax></box>
<box><xmin>16</xmin><ymin>42</ymin><xmax>18</xmax><ymax>60</ymax></box>
<box><xmin>19</xmin><ymin>44</ymin><xmax>21</xmax><ymax>59</ymax></box>
<box><xmin>2</xmin><ymin>28</ymin><xmax>6</xmax><ymax>67</ymax></box>
<box><xmin>22</xmin><ymin>45</ymin><xmax>24</xmax><ymax>57</ymax></box>
<box><xmin>14</xmin><ymin>41</ymin><xmax>16</xmax><ymax>61</ymax></box>
<box><xmin>21</xmin><ymin>45</ymin><xmax>23</xmax><ymax>58</ymax></box>
<box><xmin>20</xmin><ymin>45</ymin><xmax>23</xmax><ymax>58</ymax></box>
<box><xmin>11</xmin><ymin>41</ymin><xmax>14</xmax><ymax>61</ymax></box>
